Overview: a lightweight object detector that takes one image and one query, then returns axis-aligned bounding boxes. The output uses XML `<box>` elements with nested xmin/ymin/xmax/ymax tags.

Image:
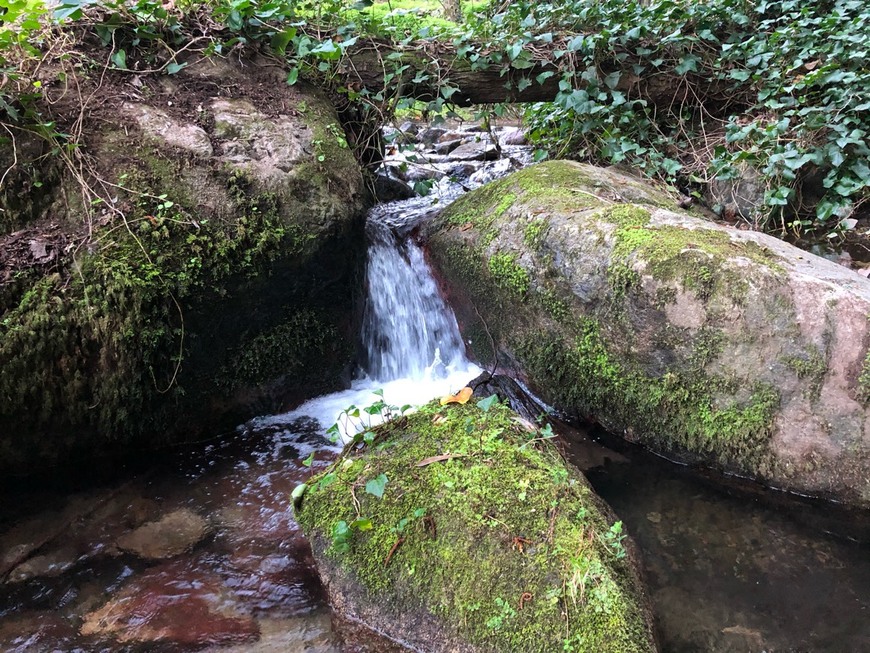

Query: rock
<box><xmin>499</xmin><ymin>127</ymin><xmax>527</xmax><ymax>146</ymax></box>
<box><xmin>211</xmin><ymin>98</ymin><xmax>309</xmax><ymax>175</ymax></box>
<box><xmin>0</xmin><ymin>612</ymin><xmax>78</xmax><ymax>651</ymax></box>
<box><xmin>706</xmin><ymin>163</ymin><xmax>766</xmax><ymax>222</ymax></box>
<box><xmin>7</xmin><ymin>547</ymin><xmax>79</xmax><ymax>582</ymax></box>
<box><xmin>417</xmin><ymin>127</ymin><xmax>447</xmax><ymax>145</ymax></box>
<box><xmin>116</xmin><ymin>508</ymin><xmax>211</xmax><ymax>560</ymax></box>
<box><xmin>80</xmin><ymin>560</ymin><xmax>258</xmax><ymax>646</ymax></box>
<box><xmin>123</xmin><ymin>102</ymin><xmax>214</xmax><ymax>157</ymax></box>
<box><xmin>296</xmin><ymin>401</ymin><xmax>657</xmax><ymax>653</ymax></box>
<box><xmin>448</xmin><ymin>141</ymin><xmax>500</xmax><ymax>161</ymax></box>
<box><xmin>202</xmin><ymin>613</ymin><xmax>337</xmax><ymax>653</ymax></box>
<box><xmin>0</xmin><ymin>57</ymin><xmax>366</xmax><ymax>475</ymax></box>
<box><xmin>397</xmin><ymin>121</ymin><xmax>419</xmax><ymax>136</ymax></box>
<box><xmin>434</xmin><ymin>139</ymin><xmax>463</xmax><ymax>155</ymax></box>
<box><xmin>434</xmin><ymin>161</ymin><xmax>480</xmax><ymax>179</ymax></box>
<box><xmin>438</xmin><ymin>130</ymin><xmax>471</xmax><ymax>143</ymax></box>
<box><xmin>468</xmin><ymin>158</ymin><xmax>515</xmax><ymax>185</ymax></box>
<box><xmin>428</xmin><ymin>160</ymin><xmax>870</xmax><ymax>508</ymax></box>
<box><xmin>373</xmin><ymin>173</ymin><xmax>415</xmax><ymax>203</ymax></box>
<box><xmin>388</xmin><ymin>162</ymin><xmax>446</xmax><ymax>183</ymax></box>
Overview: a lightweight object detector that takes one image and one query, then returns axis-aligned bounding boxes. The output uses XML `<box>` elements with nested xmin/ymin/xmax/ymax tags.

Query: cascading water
<box><xmin>254</xmin><ymin>194</ymin><xmax>481</xmax><ymax>439</ymax></box>
<box><xmin>360</xmin><ymin>220</ymin><xmax>468</xmax><ymax>382</ymax></box>
<box><xmin>253</xmin><ymin>140</ymin><xmax>533</xmax><ymax>439</ymax></box>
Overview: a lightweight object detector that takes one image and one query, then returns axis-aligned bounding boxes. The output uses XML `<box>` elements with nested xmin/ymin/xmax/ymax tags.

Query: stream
<box><xmin>1</xmin><ymin>136</ymin><xmax>869</xmax><ymax>652</ymax></box>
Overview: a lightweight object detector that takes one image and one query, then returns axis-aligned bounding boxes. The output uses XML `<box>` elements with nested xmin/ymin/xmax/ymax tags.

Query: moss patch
<box><xmin>488</xmin><ymin>252</ymin><xmax>530</xmax><ymax>297</ymax></box>
<box><xmin>297</xmin><ymin>401</ymin><xmax>655</xmax><ymax>653</ymax></box>
<box><xmin>514</xmin><ymin>319</ymin><xmax>779</xmax><ymax>470</ymax></box>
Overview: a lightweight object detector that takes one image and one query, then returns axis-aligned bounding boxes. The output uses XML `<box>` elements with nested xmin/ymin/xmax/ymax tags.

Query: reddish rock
<box><xmin>80</xmin><ymin>559</ymin><xmax>259</xmax><ymax>646</ymax></box>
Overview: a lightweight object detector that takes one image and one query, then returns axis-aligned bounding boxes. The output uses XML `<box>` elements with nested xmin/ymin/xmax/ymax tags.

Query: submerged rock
<box><xmin>116</xmin><ymin>508</ymin><xmax>211</xmax><ymax>560</ymax></box>
<box><xmin>296</xmin><ymin>400</ymin><xmax>657</xmax><ymax>653</ymax></box>
<box><xmin>428</xmin><ymin>160</ymin><xmax>870</xmax><ymax>508</ymax></box>
<box><xmin>80</xmin><ymin>559</ymin><xmax>258</xmax><ymax>645</ymax></box>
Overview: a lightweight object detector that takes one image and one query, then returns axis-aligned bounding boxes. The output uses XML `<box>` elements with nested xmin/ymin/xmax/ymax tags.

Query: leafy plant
<box><xmin>602</xmin><ymin>521</ymin><xmax>627</xmax><ymax>559</ymax></box>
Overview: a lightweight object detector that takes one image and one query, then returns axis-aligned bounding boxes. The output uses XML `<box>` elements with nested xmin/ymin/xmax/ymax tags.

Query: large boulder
<box><xmin>296</xmin><ymin>400</ymin><xmax>657</xmax><ymax>653</ymax></box>
<box><xmin>428</xmin><ymin>160</ymin><xmax>870</xmax><ymax>508</ymax></box>
<box><xmin>0</xmin><ymin>56</ymin><xmax>366</xmax><ymax>474</ymax></box>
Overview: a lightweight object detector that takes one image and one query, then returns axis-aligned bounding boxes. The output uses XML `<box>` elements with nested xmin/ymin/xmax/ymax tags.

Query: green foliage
<box><xmin>519</xmin><ymin>0</ymin><xmax>869</xmax><ymax>234</ymax></box>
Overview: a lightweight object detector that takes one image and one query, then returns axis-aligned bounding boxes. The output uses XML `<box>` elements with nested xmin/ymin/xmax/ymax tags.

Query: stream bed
<box><xmin>1</xmin><ymin>131</ymin><xmax>869</xmax><ymax>652</ymax></box>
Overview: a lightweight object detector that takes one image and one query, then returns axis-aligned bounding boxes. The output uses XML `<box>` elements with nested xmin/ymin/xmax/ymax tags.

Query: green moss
<box><xmin>222</xmin><ymin>309</ymin><xmax>342</xmax><ymax>390</ymax></box>
<box><xmin>523</xmin><ymin>218</ymin><xmax>548</xmax><ymax>250</ymax></box>
<box><xmin>514</xmin><ymin>319</ymin><xmax>779</xmax><ymax>469</ymax></box>
<box><xmin>0</xmin><ymin>158</ymin><xmax>354</xmax><ymax>468</ymax></box>
<box><xmin>856</xmin><ymin>349</ymin><xmax>870</xmax><ymax>404</ymax></box>
<box><xmin>440</xmin><ymin>161</ymin><xmax>606</xmax><ymax>232</ymax></box>
<box><xmin>494</xmin><ymin>192</ymin><xmax>517</xmax><ymax>218</ymax></box>
<box><xmin>488</xmin><ymin>253</ymin><xmax>530</xmax><ymax>297</ymax></box>
<box><xmin>536</xmin><ymin>287</ymin><xmax>570</xmax><ymax>321</ymax></box>
<box><xmin>297</xmin><ymin>401</ymin><xmax>655</xmax><ymax>653</ymax></box>
<box><xmin>782</xmin><ymin>346</ymin><xmax>827</xmax><ymax>397</ymax></box>
<box><xmin>598</xmin><ymin>205</ymin><xmax>782</xmax><ymax>307</ymax></box>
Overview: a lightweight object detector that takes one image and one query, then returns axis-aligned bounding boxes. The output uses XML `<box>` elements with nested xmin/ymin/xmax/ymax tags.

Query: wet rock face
<box><xmin>297</xmin><ymin>401</ymin><xmax>658</xmax><ymax>653</ymax></box>
<box><xmin>0</xmin><ymin>56</ymin><xmax>366</xmax><ymax>474</ymax></box>
<box><xmin>428</xmin><ymin>160</ymin><xmax>870</xmax><ymax>508</ymax></box>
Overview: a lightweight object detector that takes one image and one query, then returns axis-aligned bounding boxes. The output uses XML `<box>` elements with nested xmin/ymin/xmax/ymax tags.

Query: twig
<box><xmin>383</xmin><ymin>536</ymin><xmax>405</xmax><ymax>567</ymax></box>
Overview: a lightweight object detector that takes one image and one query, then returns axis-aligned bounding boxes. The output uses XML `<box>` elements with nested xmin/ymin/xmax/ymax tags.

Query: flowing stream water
<box><xmin>1</xmin><ymin>148</ymin><xmax>869</xmax><ymax>652</ymax></box>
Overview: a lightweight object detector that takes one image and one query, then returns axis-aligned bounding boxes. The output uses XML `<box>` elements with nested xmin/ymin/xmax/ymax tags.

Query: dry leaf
<box><xmin>460</xmin><ymin>222</ymin><xmax>473</xmax><ymax>231</ymax></box>
<box><xmin>439</xmin><ymin>387</ymin><xmax>473</xmax><ymax>406</ymax></box>
<box><xmin>432</xmin><ymin>414</ymin><xmax>447</xmax><ymax>425</ymax></box>
<box><xmin>416</xmin><ymin>453</ymin><xmax>466</xmax><ymax>467</ymax></box>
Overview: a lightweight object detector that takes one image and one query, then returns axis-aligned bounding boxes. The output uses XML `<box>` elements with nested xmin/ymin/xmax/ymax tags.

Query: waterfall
<box><xmin>254</xmin><ymin>139</ymin><xmax>533</xmax><ymax>441</ymax></box>
<box><xmin>361</xmin><ymin>221</ymin><xmax>468</xmax><ymax>383</ymax></box>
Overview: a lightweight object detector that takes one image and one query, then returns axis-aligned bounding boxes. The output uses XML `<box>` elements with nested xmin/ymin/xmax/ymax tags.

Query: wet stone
<box><xmin>80</xmin><ymin>559</ymin><xmax>259</xmax><ymax>646</ymax></box>
<box><xmin>116</xmin><ymin>508</ymin><xmax>211</xmax><ymax>560</ymax></box>
<box><xmin>448</xmin><ymin>141</ymin><xmax>499</xmax><ymax>162</ymax></box>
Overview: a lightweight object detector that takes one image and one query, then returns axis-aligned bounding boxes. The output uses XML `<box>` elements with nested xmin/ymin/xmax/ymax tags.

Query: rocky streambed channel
<box><xmin>1</xmin><ymin>121</ymin><xmax>869</xmax><ymax>652</ymax></box>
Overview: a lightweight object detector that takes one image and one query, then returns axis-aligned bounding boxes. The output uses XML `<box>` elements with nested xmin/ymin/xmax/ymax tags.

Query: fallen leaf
<box><xmin>431</xmin><ymin>414</ymin><xmax>447</xmax><ymax>425</ymax></box>
<box><xmin>460</xmin><ymin>222</ymin><xmax>474</xmax><ymax>231</ymax></box>
<box><xmin>416</xmin><ymin>453</ymin><xmax>467</xmax><ymax>467</ymax></box>
<box><xmin>439</xmin><ymin>387</ymin><xmax>473</xmax><ymax>406</ymax></box>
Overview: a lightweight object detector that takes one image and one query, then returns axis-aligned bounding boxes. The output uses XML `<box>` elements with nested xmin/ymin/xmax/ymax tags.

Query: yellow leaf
<box><xmin>439</xmin><ymin>386</ymin><xmax>473</xmax><ymax>406</ymax></box>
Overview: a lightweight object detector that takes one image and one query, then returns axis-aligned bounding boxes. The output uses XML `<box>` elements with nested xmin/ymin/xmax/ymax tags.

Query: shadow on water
<box><xmin>560</xmin><ymin>423</ymin><xmax>870</xmax><ymax>653</ymax></box>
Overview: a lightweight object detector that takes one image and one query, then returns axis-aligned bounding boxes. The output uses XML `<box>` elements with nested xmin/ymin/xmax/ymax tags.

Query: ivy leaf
<box><xmin>351</xmin><ymin>518</ymin><xmax>373</xmax><ymax>531</ymax></box>
<box><xmin>365</xmin><ymin>473</ymin><xmax>388</xmax><ymax>498</ymax></box>
<box><xmin>165</xmin><ymin>61</ymin><xmax>187</xmax><ymax>75</ymax></box>
<box><xmin>286</xmin><ymin>67</ymin><xmax>299</xmax><ymax>86</ymax></box>
<box><xmin>111</xmin><ymin>49</ymin><xmax>127</xmax><ymax>70</ymax></box>
<box><xmin>675</xmin><ymin>55</ymin><xmax>699</xmax><ymax>75</ymax></box>
<box><xmin>291</xmin><ymin>483</ymin><xmax>307</xmax><ymax>507</ymax></box>
<box><xmin>477</xmin><ymin>394</ymin><xmax>499</xmax><ymax>412</ymax></box>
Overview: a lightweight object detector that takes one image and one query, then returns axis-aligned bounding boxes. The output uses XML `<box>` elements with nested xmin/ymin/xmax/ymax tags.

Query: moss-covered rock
<box><xmin>0</xmin><ymin>57</ymin><xmax>366</xmax><ymax>475</ymax></box>
<box><xmin>428</xmin><ymin>160</ymin><xmax>870</xmax><ymax>508</ymax></box>
<box><xmin>296</xmin><ymin>400</ymin><xmax>657</xmax><ymax>653</ymax></box>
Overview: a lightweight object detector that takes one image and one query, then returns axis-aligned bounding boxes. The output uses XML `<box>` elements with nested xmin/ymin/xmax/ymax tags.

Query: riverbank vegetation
<box><xmin>2</xmin><ymin>0</ymin><xmax>868</xmax><ymax>232</ymax></box>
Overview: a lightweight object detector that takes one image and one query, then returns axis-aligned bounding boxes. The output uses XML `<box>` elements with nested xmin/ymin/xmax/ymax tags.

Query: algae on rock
<box><xmin>296</xmin><ymin>400</ymin><xmax>657</xmax><ymax>653</ymax></box>
<box><xmin>427</xmin><ymin>160</ymin><xmax>870</xmax><ymax>508</ymax></box>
